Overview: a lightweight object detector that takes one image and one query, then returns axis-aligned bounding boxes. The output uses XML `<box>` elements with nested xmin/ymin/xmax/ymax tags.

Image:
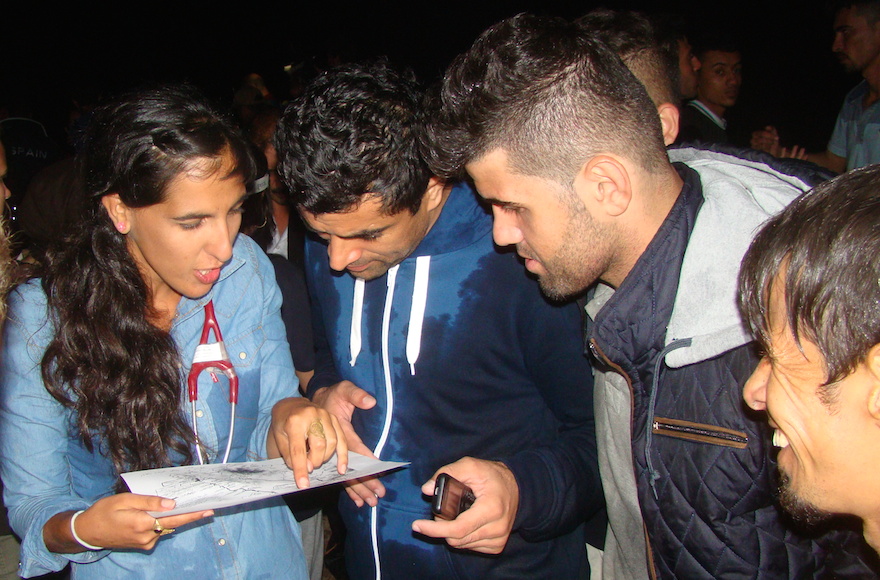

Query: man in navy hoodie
<box><xmin>274</xmin><ymin>62</ymin><xmax>604</xmax><ymax>580</ymax></box>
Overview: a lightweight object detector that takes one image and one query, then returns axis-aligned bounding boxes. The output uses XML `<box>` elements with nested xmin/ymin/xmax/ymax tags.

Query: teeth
<box><xmin>772</xmin><ymin>429</ymin><xmax>789</xmax><ymax>448</ymax></box>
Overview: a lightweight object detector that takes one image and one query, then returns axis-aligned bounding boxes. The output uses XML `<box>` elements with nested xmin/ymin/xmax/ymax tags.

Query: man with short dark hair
<box><xmin>740</xmin><ymin>164</ymin><xmax>880</xmax><ymax>555</ymax></box>
<box><xmin>675</xmin><ymin>33</ymin><xmax>742</xmax><ymax>145</ymax></box>
<box><xmin>581</xmin><ymin>8</ymin><xmax>835</xmax><ymax>188</ymax></box>
<box><xmin>425</xmin><ymin>13</ymin><xmax>876</xmax><ymax>579</ymax></box>
<box><xmin>753</xmin><ymin>1</ymin><xmax>880</xmax><ymax>171</ymax></box>
<box><xmin>825</xmin><ymin>1</ymin><xmax>880</xmax><ymax>171</ymax></box>
<box><xmin>275</xmin><ymin>61</ymin><xmax>603</xmax><ymax>580</ymax></box>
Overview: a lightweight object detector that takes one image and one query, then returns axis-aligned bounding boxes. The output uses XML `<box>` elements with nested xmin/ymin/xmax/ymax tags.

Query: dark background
<box><xmin>0</xmin><ymin>0</ymin><xmax>851</xmax><ymax>153</ymax></box>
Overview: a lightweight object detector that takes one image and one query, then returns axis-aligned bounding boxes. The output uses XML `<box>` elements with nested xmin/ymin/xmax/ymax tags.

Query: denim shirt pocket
<box><xmin>222</xmin><ymin>324</ymin><xmax>267</xmax><ymax>428</ymax></box>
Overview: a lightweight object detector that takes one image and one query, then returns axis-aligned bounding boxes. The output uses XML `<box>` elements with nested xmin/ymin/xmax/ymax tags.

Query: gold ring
<box><xmin>153</xmin><ymin>518</ymin><xmax>175</xmax><ymax>536</ymax></box>
<box><xmin>308</xmin><ymin>421</ymin><xmax>326</xmax><ymax>439</ymax></box>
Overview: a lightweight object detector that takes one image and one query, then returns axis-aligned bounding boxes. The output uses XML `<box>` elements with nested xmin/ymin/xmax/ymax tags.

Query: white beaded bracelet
<box><xmin>70</xmin><ymin>510</ymin><xmax>103</xmax><ymax>551</ymax></box>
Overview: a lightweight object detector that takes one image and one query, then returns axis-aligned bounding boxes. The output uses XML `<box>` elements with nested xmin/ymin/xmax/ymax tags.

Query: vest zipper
<box><xmin>651</xmin><ymin>417</ymin><xmax>748</xmax><ymax>449</ymax></box>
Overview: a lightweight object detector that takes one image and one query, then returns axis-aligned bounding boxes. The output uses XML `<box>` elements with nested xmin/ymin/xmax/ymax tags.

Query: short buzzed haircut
<box><xmin>690</xmin><ymin>29</ymin><xmax>740</xmax><ymax>61</ymax></box>
<box><xmin>832</xmin><ymin>1</ymin><xmax>880</xmax><ymax>24</ymax></box>
<box><xmin>739</xmin><ymin>164</ymin><xmax>880</xmax><ymax>395</ymax></box>
<box><xmin>576</xmin><ymin>8</ymin><xmax>681</xmax><ymax>106</ymax></box>
<box><xmin>423</xmin><ymin>13</ymin><xmax>668</xmax><ymax>183</ymax></box>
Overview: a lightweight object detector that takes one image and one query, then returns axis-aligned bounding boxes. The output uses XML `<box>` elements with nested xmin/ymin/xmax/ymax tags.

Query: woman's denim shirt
<box><xmin>0</xmin><ymin>236</ymin><xmax>307</xmax><ymax>579</ymax></box>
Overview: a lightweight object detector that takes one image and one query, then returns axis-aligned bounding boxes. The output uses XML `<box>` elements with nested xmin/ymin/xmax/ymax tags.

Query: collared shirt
<box><xmin>687</xmin><ymin>100</ymin><xmax>727</xmax><ymax>130</ymax></box>
<box><xmin>828</xmin><ymin>80</ymin><xmax>880</xmax><ymax>171</ymax></box>
<box><xmin>267</xmin><ymin>222</ymin><xmax>289</xmax><ymax>259</ymax></box>
<box><xmin>0</xmin><ymin>236</ymin><xmax>307</xmax><ymax>579</ymax></box>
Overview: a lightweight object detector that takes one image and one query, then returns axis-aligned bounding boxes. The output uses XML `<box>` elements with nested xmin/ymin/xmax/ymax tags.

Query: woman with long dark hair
<box><xmin>0</xmin><ymin>85</ymin><xmax>345</xmax><ymax>578</ymax></box>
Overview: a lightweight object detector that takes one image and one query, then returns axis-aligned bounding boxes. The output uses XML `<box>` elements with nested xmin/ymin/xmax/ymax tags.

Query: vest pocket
<box><xmin>652</xmin><ymin>417</ymin><xmax>748</xmax><ymax>449</ymax></box>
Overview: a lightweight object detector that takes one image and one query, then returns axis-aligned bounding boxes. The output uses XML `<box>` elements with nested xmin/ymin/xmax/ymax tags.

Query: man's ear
<box><xmin>657</xmin><ymin>103</ymin><xmax>681</xmax><ymax>146</ymax></box>
<box><xmin>866</xmin><ymin>343</ymin><xmax>880</xmax><ymax>420</ymax></box>
<box><xmin>574</xmin><ymin>155</ymin><xmax>632</xmax><ymax>218</ymax></box>
<box><xmin>101</xmin><ymin>193</ymin><xmax>131</xmax><ymax>234</ymax></box>
<box><xmin>423</xmin><ymin>176</ymin><xmax>447</xmax><ymax>212</ymax></box>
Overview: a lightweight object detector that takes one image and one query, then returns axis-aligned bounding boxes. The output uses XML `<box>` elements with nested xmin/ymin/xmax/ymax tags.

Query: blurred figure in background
<box><xmin>675</xmin><ymin>32</ymin><xmax>742</xmax><ymax>145</ymax></box>
<box><xmin>0</xmin><ymin>136</ymin><xmax>20</xmax><ymax>580</ymax></box>
<box><xmin>752</xmin><ymin>1</ymin><xmax>880</xmax><ymax>172</ymax></box>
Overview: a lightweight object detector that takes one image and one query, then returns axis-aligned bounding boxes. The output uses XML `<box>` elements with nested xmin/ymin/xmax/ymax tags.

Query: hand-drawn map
<box><xmin>121</xmin><ymin>452</ymin><xmax>407</xmax><ymax>516</ymax></box>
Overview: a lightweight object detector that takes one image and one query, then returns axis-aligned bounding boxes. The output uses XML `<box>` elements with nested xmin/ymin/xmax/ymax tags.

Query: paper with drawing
<box><xmin>121</xmin><ymin>452</ymin><xmax>407</xmax><ymax>516</ymax></box>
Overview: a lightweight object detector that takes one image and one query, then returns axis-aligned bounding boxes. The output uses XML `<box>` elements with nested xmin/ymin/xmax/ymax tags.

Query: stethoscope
<box><xmin>188</xmin><ymin>300</ymin><xmax>239</xmax><ymax>465</ymax></box>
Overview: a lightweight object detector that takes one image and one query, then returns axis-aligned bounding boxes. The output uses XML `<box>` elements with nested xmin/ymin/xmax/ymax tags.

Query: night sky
<box><xmin>1</xmin><ymin>1</ymin><xmax>850</xmax><ymax>153</ymax></box>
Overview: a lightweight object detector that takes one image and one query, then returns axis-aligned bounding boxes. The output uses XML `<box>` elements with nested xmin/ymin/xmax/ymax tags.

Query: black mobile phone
<box><xmin>431</xmin><ymin>473</ymin><xmax>476</xmax><ymax>520</ymax></box>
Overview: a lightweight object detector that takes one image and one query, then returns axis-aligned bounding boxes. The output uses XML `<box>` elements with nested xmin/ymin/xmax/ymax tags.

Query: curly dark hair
<box><xmin>41</xmin><ymin>84</ymin><xmax>258</xmax><ymax>475</ymax></box>
<box><xmin>274</xmin><ymin>60</ymin><xmax>431</xmax><ymax>215</ymax></box>
<box><xmin>422</xmin><ymin>13</ymin><xmax>667</xmax><ymax>184</ymax></box>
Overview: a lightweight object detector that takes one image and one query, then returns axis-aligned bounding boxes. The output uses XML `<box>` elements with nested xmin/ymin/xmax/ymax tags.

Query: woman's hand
<box><xmin>267</xmin><ymin>397</ymin><xmax>348</xmax><ymax>489</ymax></box>
<box><xmin>45</xmin><ymin>494</ymin><xmax>213</xmax><ymax>553</ymax></box>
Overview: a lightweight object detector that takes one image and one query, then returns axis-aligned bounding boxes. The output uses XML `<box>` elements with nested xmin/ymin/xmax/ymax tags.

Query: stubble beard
<box><xmin>535</xmin><ymin>204</ymin><xmax>610</xmax><ymax>301</ymax></box>
<box><xmin>537</xmin><ymin>254</ymin><xmax>604</xmax><ymax>301</ymax></box>
<box><xmin>777</xmin><ymin>470</ymin><xmax>835</xmax><ymax>528</ymax></box>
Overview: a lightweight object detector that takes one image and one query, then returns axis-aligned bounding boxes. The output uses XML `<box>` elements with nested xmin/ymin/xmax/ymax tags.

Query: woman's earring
<box><xmin>116</xmin><ymin>222</ymin><xmax>127</xmax><ymax>233</ymax></box>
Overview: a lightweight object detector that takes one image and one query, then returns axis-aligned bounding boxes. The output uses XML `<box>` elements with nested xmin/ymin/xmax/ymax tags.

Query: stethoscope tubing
<box><xmin>187</xmin><ymin>300</ymin><xmax>240</xmax><ymax>465</ymax></box>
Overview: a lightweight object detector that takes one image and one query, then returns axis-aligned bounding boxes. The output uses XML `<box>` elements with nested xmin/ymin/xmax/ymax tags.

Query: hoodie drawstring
<box><xmin>406</xmin><ymin>256</ymin><xmax>430</xmax><ymax>375</ymax></box>
<box><xmin>349</xmin><ymin>278</ymin><xmax>365</xmax><ymax>366</ymax></box>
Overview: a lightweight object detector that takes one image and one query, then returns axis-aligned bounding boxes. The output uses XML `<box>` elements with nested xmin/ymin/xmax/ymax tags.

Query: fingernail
<box><xmin>161</xmin><ymin>498</ymin><xmax>175</xmax><ymax>508</ymax></box>
<box><xmin>298</xmin><ymin>477</ymin><xmax>310</xmax><ymax>489</ymax></box>
<box><xmin>203</xmin><ymin>510</ymin><xmax>214</xmax><ymax>518</ymax></box>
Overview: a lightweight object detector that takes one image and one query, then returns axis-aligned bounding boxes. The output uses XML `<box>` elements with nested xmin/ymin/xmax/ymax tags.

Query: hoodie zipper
<box><xmin>369</xmin><ymin>264</ymin><xmax>399</xmax><ymax>580</ymax></box>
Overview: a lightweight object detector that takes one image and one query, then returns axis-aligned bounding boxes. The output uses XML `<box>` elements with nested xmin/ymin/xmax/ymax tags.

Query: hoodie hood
<box><xmin>408</xmin><ymin>182</ymin><xmax>492</xmax><ymax>257</ymax></box>
<box><xmin>664</xmin><ymin>147</ymin><xmax>810</xmax><ymax>368</ymax></box>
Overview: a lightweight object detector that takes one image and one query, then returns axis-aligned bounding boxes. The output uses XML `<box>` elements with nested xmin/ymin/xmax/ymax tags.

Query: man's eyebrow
<box><xmin>306</xmin><ymin>223</ymin><xmax>391</xmax><ymax>240</ymax></box>
<box><xmin>482</xmin><ymin>197</ymin><xmax>522</xmax><ymax>209</ymax></box>
<box><xmin>336</xmin><ymin>225</ymin><xmax>390</xmax><ymax>239</ymax></box>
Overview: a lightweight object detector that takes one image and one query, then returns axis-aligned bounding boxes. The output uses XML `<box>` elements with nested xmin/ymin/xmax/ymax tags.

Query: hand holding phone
<box><xmin>431</xmin><ymin>473</ymin><xmax>476</xmax><ymax>520</ymax></box>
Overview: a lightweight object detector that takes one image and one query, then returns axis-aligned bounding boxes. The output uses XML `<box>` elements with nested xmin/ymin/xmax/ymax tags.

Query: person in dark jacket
<box><xmin>274</xmin><ymin>61</ymin><xmax>604</xmax><ymax>580</ymax></box>
<box><xmin>423</xmin><ymin>13</ymin><xmax>878</xmax><ymax>579</ymax></box>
